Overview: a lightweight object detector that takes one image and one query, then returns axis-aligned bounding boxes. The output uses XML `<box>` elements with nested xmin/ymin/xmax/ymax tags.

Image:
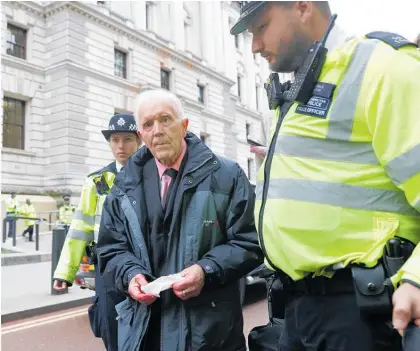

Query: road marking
<box><xmin>2</xmin><ymin>308</ymin><xmax>88</xmax><ymax>335</ymax></box>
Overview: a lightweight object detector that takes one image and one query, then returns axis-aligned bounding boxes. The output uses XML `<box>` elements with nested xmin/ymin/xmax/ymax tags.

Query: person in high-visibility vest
<box><xmin>20</xmin><ymin>199</ymin><xmax>36</xmax><ymax>242</ymax></box>
<box><xmin>58</xmin><ymin>195</ymin><xmax>75</xmax><ymax>233</ymax></box>
<box><xmin>5</xmin><ymin>192</ymin><xmax>19</xmax><ymax>238</ymax></box>
<box><xmin>53</xmin><ymin>113</ymin><xmax>141</xmax><ymax>351</ymax></box>
<box><xmin>231</xmin><ymin>1</ymin><xmax>420</xmax><ymax>350</ymax></box>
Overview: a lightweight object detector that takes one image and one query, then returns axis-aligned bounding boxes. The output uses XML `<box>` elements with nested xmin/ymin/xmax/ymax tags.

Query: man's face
<box><xmin>249</xmin><ymin>4</ymin><xmax>312</xmax><ymax>73</ymax></box>
<box><xmin>137</xmin><ymin>101</ymin><xmax>188</xmax><ymax>166</ymax></box>
<box><xmin>109</xmin><ymin>132</ymin><xmax>140</xmax><ymax>165</ymax></box>
<box><xmin>26</xmin><ymin>199</ymin><xmax>31</xmax><ymax>205</ymax></box>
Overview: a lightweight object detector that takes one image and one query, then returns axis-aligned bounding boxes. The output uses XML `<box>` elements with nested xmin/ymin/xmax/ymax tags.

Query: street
<box><xmin>1</xmin><ymin>284</ymin><xmax>268</xmax><ymax>351</ymax></box>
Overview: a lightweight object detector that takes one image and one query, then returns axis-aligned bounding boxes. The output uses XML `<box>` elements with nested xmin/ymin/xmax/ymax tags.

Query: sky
<box><xmin>329</xmin><ymin>0</ymin><xmax>420</xmax><ymax>41</ymax></box>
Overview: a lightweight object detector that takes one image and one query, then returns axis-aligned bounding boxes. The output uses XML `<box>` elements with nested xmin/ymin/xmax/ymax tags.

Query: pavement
<box><xmin>1</xmin><ymin>284</ymin><xmax>269</xmax><ymax>351</ymax></box>
<box><xmin>1</xmin><ymin>232</ymin><xmax>95</xmax><ymax>322</ymax></box>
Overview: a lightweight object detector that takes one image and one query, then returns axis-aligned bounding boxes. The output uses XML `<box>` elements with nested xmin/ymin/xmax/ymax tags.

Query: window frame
<box><xmin>3</xmin><ymin>97</ymin><xmax>26</xmax><ymax>150</ymax></box>
<box><xmin>114</xmin><ymin>48</ymin><xmax>127</xmax><ymax>79</ymax></box>
<box><xmin>197</xmin><ymin>84</ymin><xmax>205</xmax><ymax>104</ymax></box>
<box><xmin>161</xmin><ymin>68</ymin><xmax>171</xmax><ymax>91</ymax></box>
<box><xmin>6</xmin><ymin>23</ymin><xmax>27</xmax><ymax>60</ymax></box>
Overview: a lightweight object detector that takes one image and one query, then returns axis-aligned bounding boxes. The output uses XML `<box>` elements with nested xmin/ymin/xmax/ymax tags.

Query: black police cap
<box><xmin>230</xmin><ymin>1</ymin><xmax>267</xmax><ymax>35</ymax></box>
<box><xmin>101</xmin><ymin>113</ymin><xmax>138</xmax><ymax>141</ymax></box>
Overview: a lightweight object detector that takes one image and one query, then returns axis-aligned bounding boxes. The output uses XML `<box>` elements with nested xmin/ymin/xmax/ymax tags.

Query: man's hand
<box><xmin>128</xmin><ymin>274</ymin><xmax>158</xmax><ymax>305</ymax></box>
<box><xmin>53</xmin><ymin>280</ymin><xmax>68</xmax><ymax>291</ymax></box>
<box><xmin>392</xmin><ymin>282</ymin><xmax>420</xmax><ymax>335</ymax></box>
<box><xmin>250</xmin><ymin>145</ymin><xmax>267</xmax><ymax>158</ymax></box>
<box><xmin>172</xmin><ymin>264</ymin><xmax>205</xmax><ymax>301</ymax></box>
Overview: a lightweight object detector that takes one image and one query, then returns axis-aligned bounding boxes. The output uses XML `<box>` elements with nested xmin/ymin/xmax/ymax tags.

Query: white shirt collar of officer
<box><xmin>116</xmin><ymin>161</ymin><xmax>123</xmax><ymax>173</ymax></box>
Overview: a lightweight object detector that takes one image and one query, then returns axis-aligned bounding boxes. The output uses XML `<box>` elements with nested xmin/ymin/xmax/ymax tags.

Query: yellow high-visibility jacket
<box><xmin>59</xmin><ymin>205</ymin><xmax>76</xmax><ymax>225</ymax></box>
<box><xmin>6</xmin><ymin>197</ymin><xmax>19</xmax><ymax>216</ymax></box>
<box><xmin>255</xmin><ymin>34</ymin><xmax>420</xmax><ymax>288</ymax></box>
<box><xmin>20</xmin><ymin>204</ymin><xmax>37</xmax><ymax>227</ymax></box>
<box><xmin>53</xmin><ymin>162</ymin><xmax>117</xmax><ymax>283</ymax></box>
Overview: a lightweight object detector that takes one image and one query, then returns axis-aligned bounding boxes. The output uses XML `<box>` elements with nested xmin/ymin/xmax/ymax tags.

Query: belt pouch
<box><xmin>351</xmin><ymin>263</ymin><xmax>392</xmax><ymax>316</ymax></box>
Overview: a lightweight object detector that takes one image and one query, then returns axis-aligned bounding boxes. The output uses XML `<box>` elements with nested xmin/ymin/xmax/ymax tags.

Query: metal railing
<box><xmin>36</xmin><ymin>210</ymin><xmax>59</xmax><ymax>231</ymax></box>
<box><xmin>2</xmin><ymin>216</ymin><xmax>41</xmax><ymax>251</ymax></box>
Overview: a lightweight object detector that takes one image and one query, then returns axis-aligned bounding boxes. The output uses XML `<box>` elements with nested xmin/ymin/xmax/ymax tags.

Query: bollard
<box><xmin>50</xmin><ymin>228</ymin><xmax>68</xmax><ymax>295</ymax></box>
<box><xmin>35</xmin><ymin>223</ymin><xmax>40</xmax><ymax>251</ymax></box>
<box><xmin>2</xmin><ymin>218</ymin><xmax>6</xmax><ymax>243</ymax></box>
<box><xmin>12</xmin><ymin>219</ymin><xmax>16</xmax><ymax>247</ymax></box>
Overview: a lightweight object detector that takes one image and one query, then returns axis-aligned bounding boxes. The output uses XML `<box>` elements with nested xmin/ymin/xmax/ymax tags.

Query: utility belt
<box><xmin>271</xmin><ymin>237</ymin><xmax>416</xmax><ymax>319</ymax></box>
<box><xmin>86</xmin><ymin>241</ymin><xmax>98</xmax><ymax>265</ymax></box>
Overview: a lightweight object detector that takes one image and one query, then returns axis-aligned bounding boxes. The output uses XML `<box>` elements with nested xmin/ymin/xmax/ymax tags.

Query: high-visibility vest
<box><xmin>255</xmin><ymin>34</ymin><xmax>420</xmax><ymax>288</ymax></box>
<box><xmin>6</xmin><ymin>197</ymin><xmax>19</xmax><ymax>216</ymax></box>
<box><xmin>53</xmin><ymin>164</ymin><xmax>116</xmax><ymax>283</ymax></box>
<box><xmin>59</xmin><ymin>205</ymin><xmax>76</xmax><ymax>225</ymax></box>
<box><xmin>20</xmin><ymin>204</ymin><xmax>36</xmax><ymax>227</ymax></box>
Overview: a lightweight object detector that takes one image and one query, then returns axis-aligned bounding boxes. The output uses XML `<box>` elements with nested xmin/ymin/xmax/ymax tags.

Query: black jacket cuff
<box><xmin>198</xmin><ymin>259</ymin><xmax>223</xmax><ymax>287</ymax></box>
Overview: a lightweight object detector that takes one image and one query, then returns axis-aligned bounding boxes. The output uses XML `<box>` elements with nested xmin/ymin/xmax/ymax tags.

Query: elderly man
<box><xmin>97</xmin><ymin>89</ymin><xmax>263</xmax><ymax>351</ymax></box>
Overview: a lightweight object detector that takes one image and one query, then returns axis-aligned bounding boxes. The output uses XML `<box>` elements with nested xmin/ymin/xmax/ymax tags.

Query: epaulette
<box><xmin>87</xmin><ymin>161</ymin><xmax>117</xmax><ymax>178</ymax></box>
<box><xmin>366</xmin><ymin>31</ymin><xmax>418</xmax><ymax>50</ymax></box>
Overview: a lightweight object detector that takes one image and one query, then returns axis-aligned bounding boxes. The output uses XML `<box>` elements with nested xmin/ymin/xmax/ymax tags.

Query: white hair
<box><xmin>134</xmin><ymin>89</ymin><xmax>185</xmax><ymax>127</ymax></box>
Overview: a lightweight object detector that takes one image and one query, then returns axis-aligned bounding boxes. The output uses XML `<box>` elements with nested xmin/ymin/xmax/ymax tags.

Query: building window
<box><xmin>246</xmin><ymin>123</ymin><xmax>250</xmax><ymax>139</ymax></box>
<box><xmin>197</xmin><ymin>84</ymin><xmax>205</xmax><ymax>104</ymax></box>
<box><xmin>114</xmin><ymin>49</ymin><xmax>127</xmax><ymax>78</ymax></box>
<box><xmin>161</xmin><ymin>68</ymin><xmax>171</xmax><ymax>90</ymax></box>
<box><xmin>235</xmin><ymin>34</ymin><xmax>240</xmax><ymax>50</ymax></box>
<box><xmin>237</xmin><ymin>75</ymin><xmax>242</xmax><ymax>100</ymax></box>
<box><xmin>247</xmin><ymin>158</ymin><xmax>253</xmax><ymax>180</ymax></box>
<box><xmin>255</xmin><ymin>85</ymin><xmax>260</xmax><ymax>111</ymax></box>
<box><xmin>97</xmin><ymin>1</ymin><xmax>106</xmax><ymax>5</ymax></box>
<box><xmin>6</xmin><ymin>24</ymin><xmax>27</xmax><ymax>59</ymax></box>
<box><xmin>200</xmin><ymin>133</ymin><xmax>208</xmax><ymax>145</ymax></box>
<box><xmin>146</xmin><ymin>2</ymin><xmax>153</xmax><ymax>30</ymax></box>
<box><xmin>3</xmin><ymin>97</ymin><xmax>25</xmax><ymax>150</ymax></box>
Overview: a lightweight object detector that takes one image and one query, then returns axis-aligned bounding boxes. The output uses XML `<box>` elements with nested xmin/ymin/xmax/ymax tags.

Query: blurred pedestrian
<box><xmin>5</xmin><ymin>192</ymin><xmax>19</xmax><ymax>238</ymax></box>
<box><xmin>59</xmin><ymin>194</ymin><xmax>75</xmax><ymax>233</ymax></box>
<box><xmin>21</xmin><ymin>199</ymin><xmax>36</xmax><ymax>242</ymax></box>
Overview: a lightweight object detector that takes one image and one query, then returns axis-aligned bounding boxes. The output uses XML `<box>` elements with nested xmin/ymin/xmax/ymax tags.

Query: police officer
<box><xmin>53</xmin><ymin>113</ymin><xmax>141</xmax><ymax>351</ymax></box>
<box><xmin>5</xmin><ymin>192</ymin><xmax>19</xmax><ymax>238</ymax></box>
<box><xmin>231</xmin><ymin>2</ymin><xmax>420</xmax><ymax>350</ymax></box>
<box><xmin>59</xmin><ymin>194</ymin><xmax>75</xmax><ymax>233</ymax></box>
<box><xmin>21</xmin><ymin>199</ymin><xmax>37</xmax><ymax>242</ymax></box>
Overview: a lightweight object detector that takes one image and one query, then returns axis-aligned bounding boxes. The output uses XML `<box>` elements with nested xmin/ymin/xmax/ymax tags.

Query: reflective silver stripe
<box><xmin>73</xmin><ymin>210</ymin><xmax>95</xmax><ymax>226</ymax></box>
<box><xmin>327</xmin><ymin>40</ymin><xmax>378</xmax><ymax>140</ymax></box>
<box><xmin>276</xmin><ymin>134</ymin><xmax>379</xmax><ymax>165</ymax></box>
<box><xmin>258</xmin><ymin>178</ymin><xmax>419</xmax><ymax>216</ymax></box>
<box><xmin>384</xmin><ymin>143</ymin><xmax>420</xmax><ymax>185</ymax></box>
<box><xmin>67</xmin><ymin>229</ymin><xmax>94</xmax><ymax>241</ymax></box>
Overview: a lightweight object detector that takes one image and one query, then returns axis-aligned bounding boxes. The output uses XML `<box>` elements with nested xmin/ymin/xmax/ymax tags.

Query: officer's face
<box><xmin>109</xmin><ymin>132</ymin><xmax>140</xmax><ymax>165</ymax></box>
<box><xmin>137</xmin><ymin>101</ymin><xmax>188</xmax><ymax>167</ymax></box>
<box><xmin>249</xmin><ymin>3</ymin><xmax>312</xmax><ymax>73</ymax></box>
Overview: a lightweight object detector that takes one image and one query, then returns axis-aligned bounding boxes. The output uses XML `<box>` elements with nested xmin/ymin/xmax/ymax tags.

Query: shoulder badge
<box><xmin>366</xmin><ymin>31</ymin><xmax>418</xmax><ymax>49</ymax></box>
<box><xmin>93</xmin><ymin>174</ymin><xmax>110</xmax><ymax>195</ymax></box>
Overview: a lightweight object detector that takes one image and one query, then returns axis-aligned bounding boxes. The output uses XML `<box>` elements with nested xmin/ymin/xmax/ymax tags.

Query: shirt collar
<box><xmin>155</xmin><ymin>139</ymin><xmax>187</xmax><ymax>179</ymax></box>
<box><xmin>116</xmin><ymin>161</ymin><xmax>123</xmax><ymax>173</ymax></box>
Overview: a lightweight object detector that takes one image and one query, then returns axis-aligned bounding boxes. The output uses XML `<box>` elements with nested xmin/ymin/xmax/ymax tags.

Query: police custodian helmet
<box><xmin>101</xmin><ymin>113</ymin><xmax>138</xmax><ymax>141</ymax></box>
<box><xmin>230</xmin><ymin>1</ymin><xmax>267</xmax><ymax>35</ymax></box>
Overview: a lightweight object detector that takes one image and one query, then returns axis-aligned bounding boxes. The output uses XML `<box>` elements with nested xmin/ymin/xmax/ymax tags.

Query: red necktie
<box><xmin>160</xmin><ymin>168</ymin><xmax>177</xmax><ymax>208</ymax></box>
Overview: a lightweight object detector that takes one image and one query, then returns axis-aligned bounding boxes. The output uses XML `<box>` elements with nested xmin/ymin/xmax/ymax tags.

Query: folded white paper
<box><xmin>141</xmin><ymin>273</ymin><xmax>184</xmax><ymax>297</ymax></box>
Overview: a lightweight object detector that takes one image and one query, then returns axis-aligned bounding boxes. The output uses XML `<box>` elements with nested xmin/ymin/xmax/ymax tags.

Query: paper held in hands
<box><xmin>141</xmin><ymin>273</ymin><xmax>184</xmax><ymax>297</ymax></box>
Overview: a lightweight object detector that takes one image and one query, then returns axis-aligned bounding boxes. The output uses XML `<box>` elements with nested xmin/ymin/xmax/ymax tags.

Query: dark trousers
<box><xmin>6</xmin><ymin>216</ymin><xmax>15</xmax><ymax>237</ymax></box>
<box><xmin>22</xmin><ymin>225</ymin><xmax>34</xmax><ymax>240</ymax></box>
<box><xmin>279</xmin><ymin>292</ymin><xmax>401</xmax><ymax>351</ymax></box>
<box><xmin>88</xmin><ymin>264</ymin><xmax>124</xmax><ymax>351</ymax></box>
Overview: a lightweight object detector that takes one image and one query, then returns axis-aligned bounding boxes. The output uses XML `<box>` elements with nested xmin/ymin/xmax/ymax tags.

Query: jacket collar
<box><xmin>114</xmin><ymin>132</ymin><xmax>219</xmax><ymax>194</ymax></box>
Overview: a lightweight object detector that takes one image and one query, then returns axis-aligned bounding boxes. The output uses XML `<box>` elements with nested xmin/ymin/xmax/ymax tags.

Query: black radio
<box><xmin>285</xmin><ymin>14</ymin><xmax>337</xmax><ymax>104</ymax></box>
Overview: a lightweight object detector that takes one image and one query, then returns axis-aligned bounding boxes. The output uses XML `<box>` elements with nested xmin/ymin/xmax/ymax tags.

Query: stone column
<box><xmin>199</xmin><ymin>1</ymin><xmax>215</xmax><ymax>66</ymax></box>
<box><xmin>171</xmin><ymin>1</ymin><xmax>185</xmax><ymax>50</ymax></box>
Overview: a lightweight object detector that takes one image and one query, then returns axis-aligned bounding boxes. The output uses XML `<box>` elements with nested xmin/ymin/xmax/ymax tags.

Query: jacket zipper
<box><xmin>258</xmin><ymin>102</ymin><xmax>294</xmax><ymax>272</ymax></box>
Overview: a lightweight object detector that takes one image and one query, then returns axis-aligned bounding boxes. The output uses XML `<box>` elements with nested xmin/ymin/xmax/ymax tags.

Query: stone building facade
<box><xmin>1</xmin><ymin>1</ymin><xmax>291</xmax><ymax>201</ymax></box>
